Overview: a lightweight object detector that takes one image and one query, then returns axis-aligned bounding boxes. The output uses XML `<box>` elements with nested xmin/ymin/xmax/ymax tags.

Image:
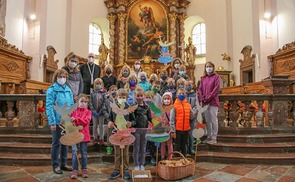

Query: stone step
<box><xmin>219</xmin><ymin>127</ymin><xmax>295</xmax><ymax>135</ymax></box>
<box><xmin>0</xmin><ymin>152</ymin><xmax>101</xmax><ymax>166</ymax></box>
<box><xmin>217</xmin><ymin>133</ymin><xmax>295</xmax><ymax>143</ymax></box>
<box><xmin>196</xmin><ymin>151</ymin><xmax>295</xmax><ymax>165</ymax></box>
<box><xmin>0</xmin><ymin>134</ymin><xmax>52</xmax><ymax>143</ymax></box>
<box><xmin>199</xmin><ymin>142</ymin><xmax>295</xmax><ymax>153</ymax></box>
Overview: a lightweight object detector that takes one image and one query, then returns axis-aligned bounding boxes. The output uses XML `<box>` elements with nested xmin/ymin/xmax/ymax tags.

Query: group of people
<box><xmin>45</xmin><ymin>53</ymin><xmax>220</xmax><ymax>180</ymax></box>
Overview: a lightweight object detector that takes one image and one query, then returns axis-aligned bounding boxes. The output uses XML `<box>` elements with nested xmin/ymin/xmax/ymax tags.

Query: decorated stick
<box><xmin>121</xmin><ymin>148</ymin><xmax>124</xmax><ymax>179</ymax></box>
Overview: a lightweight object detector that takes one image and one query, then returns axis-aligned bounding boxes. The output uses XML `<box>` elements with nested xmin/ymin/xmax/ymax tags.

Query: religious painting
<box><xmin>127</xmin><ymin>0</ymin><xmax>167</xmax><ymax>59</ymax></box>
<box><xmin>0</xmin><ymin>0</ymin><xmax>7</xmax><ymax>37</ymax></box>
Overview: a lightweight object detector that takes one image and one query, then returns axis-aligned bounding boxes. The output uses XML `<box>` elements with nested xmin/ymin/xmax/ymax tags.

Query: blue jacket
<box><xmin>139</xmin><ymin>81</ymin><xmax>151</xmax><ymax>92</ymax></box>
<box><xmin>46</xmin><ymin>82</ymin><xmax>74</xmax><ymax>125</ymax></box>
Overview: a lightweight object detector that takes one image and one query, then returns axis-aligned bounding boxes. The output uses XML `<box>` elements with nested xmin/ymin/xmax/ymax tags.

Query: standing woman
<box><xmin>131</xmin><ymin>60</ymin><xmax>143</xmax><ymax>77</ymax></box>
<box><xmin>116</xmin><ymin>65</ymin><xmax>131</xmax><ymax>89</ymax></box>
<box><xmin>62</xmin><ymin>54</ymin><xmax>84</xmax><ymax>102</ymax></box>
<box><xmin>198</xmin><ymin>62</ymin><xmax>220</xmax><ymax>144</ymax></box>
<box><xmin>101</xmin><ymin>64</ymin><xmax>117</xmax><ymax>91</ymax></box>
<box><xmin>46</xmin><ymin>69</ymin><xmax>74</xmax><ymax>174</ymax></box>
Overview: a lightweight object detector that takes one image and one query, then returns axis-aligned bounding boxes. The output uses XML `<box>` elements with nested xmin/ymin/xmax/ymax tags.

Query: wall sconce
<box><xmin>221</xmin><ymin>52</ymin><xmax>231</xmax><ymax>61</ymax></box>
<box><xmin>29</xmin><ymin>13</ymin><xmax>37</xmax><ymax>21</ymax></box>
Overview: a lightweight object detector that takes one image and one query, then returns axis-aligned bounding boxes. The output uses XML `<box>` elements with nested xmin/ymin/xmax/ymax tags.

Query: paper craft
<box><xmin>158</xmin><ymin>37</ymin><xmax>174</xmax><ymax>65</ymax></box>
<box><xmin>54</xmin><ymin>103</ymin><xmax>84</xmax><ymax>146</ymax></box>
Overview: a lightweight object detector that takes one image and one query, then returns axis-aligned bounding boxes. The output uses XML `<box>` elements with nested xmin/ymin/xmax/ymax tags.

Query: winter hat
<box><xmin>162</xmin><ymin>92</ymin><xmax>172</xmax><ymax>100</ymax></box>
<box><xmin>138</xmin><ymin>71</ymin><xmax>147</xmax><ymax>79</ymax></box>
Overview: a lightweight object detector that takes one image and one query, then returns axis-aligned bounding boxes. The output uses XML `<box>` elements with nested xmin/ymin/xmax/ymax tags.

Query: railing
<box><xmin>0</xmin><ymin>94</ymin><xmax>294</xmax><ymax>129</ymax></box>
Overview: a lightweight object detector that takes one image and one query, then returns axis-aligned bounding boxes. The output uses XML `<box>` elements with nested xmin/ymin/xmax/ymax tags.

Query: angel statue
<box><xmin>158</xmin><ymin>36</ymin><xmax>174</xmax><ymax>65</ymax></box>
<box><xmin>54</xmin><ymin>102</ymin><xmax>84</xmax><ymax>146</ymax></box>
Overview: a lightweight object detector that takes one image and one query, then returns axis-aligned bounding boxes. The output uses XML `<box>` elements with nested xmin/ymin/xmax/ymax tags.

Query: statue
<box><xmin>185</xmin><ymin>37</ymin><xmax>196</xmax><ymax>66</ymax></box>
<box><xmin>98</xmin><ymin>34</ymin><xmax>109</xmax><ymax>65</ymax></box>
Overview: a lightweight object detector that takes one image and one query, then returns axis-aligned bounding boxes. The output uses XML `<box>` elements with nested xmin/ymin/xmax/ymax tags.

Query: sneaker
<box><xmin>134</xmin><ymin>166</ymin><xmax>140</xmax><ymax>170</ymax></box>
<box><xmin>206</xmin><ymin>139</ymin><xmax>217</xmax><ymax>144</ymax></box>
<box><xmin>124</xmin><ymin>170</ymin><xmax>131</xmax><ymax>180</ymax></box>
<box><xmin>140</xmin><ymin>165</ymin><xmax>145</xmax><ymax>170</ymax></box>
<box><xmin>150</xmin><ymin>158</ymin><xmax>156</xmax><ymax>166</ymax></box>
<box><xmin>82</xmin><ymin>169</ymin><xmax>88</xmax><ymax>178</ymax></box>
<box><xmin>71</xmin><ymin>170</ymin><xmax>78</xmax><ymax>179</ymax></box>
<box><xmin>109</xmin><ymin>170</ymin><xmax>120</xmax><ymax>180</ymax></box>
<box><xmin>60</xmin><ymin>165</ymin><xmax>72</xmax><ymax>171</ymax></box>
<box><xmin>53</xmin><ymin>167</ymin><xmax>63</xmax><ymax>174</ymax></box>
<box><xmin>202</xmin><ymin>138</ymin><xmax>210</xmax><ymax>144</ymax></box>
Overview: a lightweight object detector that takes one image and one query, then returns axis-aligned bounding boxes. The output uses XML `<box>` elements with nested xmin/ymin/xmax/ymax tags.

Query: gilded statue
<box><xmin>98</xmin><ymin>34</ymin><xmax>109</xmax><ymax>65</ymax></box>
<box><xmin>185</xmin><ymin>37</ymin><xmax>196</xmax><ymax>66</ymax></box>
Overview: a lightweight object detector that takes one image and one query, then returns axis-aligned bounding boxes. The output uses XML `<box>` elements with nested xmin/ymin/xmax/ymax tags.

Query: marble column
<box><xmin>107</xmin><ymin>14</ymin><xmax>117</xmax><ymax>65</ymax></box>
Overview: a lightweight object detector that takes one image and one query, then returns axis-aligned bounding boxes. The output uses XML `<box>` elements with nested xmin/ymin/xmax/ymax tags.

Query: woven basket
<box><xmin>158</xmin><ymin>151</ymin><xmax>195</xmax><ymax>180</ymax></box>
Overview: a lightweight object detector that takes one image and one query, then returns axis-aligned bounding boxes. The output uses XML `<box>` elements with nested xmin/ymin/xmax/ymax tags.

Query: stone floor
<box><xmin>0</xmin><ymin>162</ymin><xmax>294</xmax><ymax>182</ymax></box>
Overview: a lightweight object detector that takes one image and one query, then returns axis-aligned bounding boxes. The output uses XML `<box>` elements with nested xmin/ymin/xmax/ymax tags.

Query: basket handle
<box><xmin>167</xmin><ymin>151</ymin><xmax>186</xmax><ymax>160</ymax></box>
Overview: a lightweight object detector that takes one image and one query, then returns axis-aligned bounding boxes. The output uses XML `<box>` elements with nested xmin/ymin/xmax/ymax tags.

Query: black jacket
<box><xmin>79</xmin><ymin>63</ymin><xmax>100</xmax><ymax>94</ymax></box>
<box><xmin>131</xmin><ymin>103</ymin><xmax>152</xmax><ymax>128</ymax></box>
<box><xmin>102</xmin><ymin>75</ymin><xmax>117</xmax><ymax>91</ymax></box>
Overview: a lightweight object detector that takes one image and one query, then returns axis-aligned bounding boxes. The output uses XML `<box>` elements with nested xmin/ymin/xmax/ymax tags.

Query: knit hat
<box><xmin>162</xmin><ymin>92</ymin><xmax>172</xmax><ymax>100</ymax></box>
<box><xmin>138</xmin><ymin>71</ymin><xmax>147</xmax><ymax>79</ymax></box>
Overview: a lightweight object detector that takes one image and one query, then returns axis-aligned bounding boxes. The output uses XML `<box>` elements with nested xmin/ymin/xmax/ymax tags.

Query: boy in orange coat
<box><xmin>170</xmin><ymin>88</ymin><xmax>193</xmax><ymax>156</ymax></box>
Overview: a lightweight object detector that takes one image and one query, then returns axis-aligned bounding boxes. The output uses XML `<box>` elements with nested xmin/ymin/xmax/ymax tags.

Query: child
<box><xmin>167</xmin><ymin>78</ymin><xmax>177</xmax><ymax>101</ymax></box>
<box><xmin>151</xmin><ymin>80</ymin><xmax>162</xmax><ymax>108</ymax></box>
<box><xmin>69</xmin><ymin>94</ymin><xmax>92</xmax><ymax>179</ymax></box>
<box><xmin>160</xmin><ymin>92</ymin><xmax>174</xmax><ymax>160</ymax></box>
<box><xmin>139</xmin><ymin>71</ymin><xmax>151</xmax><ymax>92</ymax></box>
<box><xmin>185</xmin><ymin>80</ymin><xmax>197</xmax><ymax>155</ymax></box>
<box><xmin>176</xmin><ymin>77</ymin><xmax>186</xmax><ymax>90</ymax></box>
<box><xmin>102</xmin><ymin>64</ymin><xmax>117</xmax><ymax>91</ymax></box>
<box><xmin>170</xmin><ymin>58</ymin><xmax>182</xmax><ymax>80</ymax></box>
<box><xmin>149</xmin><ymin>73</ymin><xmax>158</xmax><ymax>85</ymax></box>
<box><xmin>131</xmin><ymin>88</ymin><xmax>153</xmax><ymax>170</ymax></box>
<box><xmin>108</xmin><ymin>88</ymin><xmax>133</xmax><ymax>180</ymax></box>
<box><xmin>116</xmin><ymin>65</ymin><xmax>131</xmax><ymax>89</ymax></box>
<box><xmin>170</xmin><ymin>88</ymin><xmax>192</xmax><ymax>156</ymax></box>
<box><xmin>159</xmin><ymin>70</ymin><xmax>169</xmax><ymax>95</ymax></box>
<box><xmin>46</xmin><ymin>69</ymin><xmax>74</xmax><ymax>174</ymax></box>
<box><xmin>125</xmin><ymin>73</ymin><xmax>139</xmax><ymax>106</ymax></box>
<box><xmin>175</xmin><ymin>65</ymin><xmax>190</xmax><ymax>82</ymax></box>
<box><xmin>89</xmin><ymin>78</ymin><xmax>110</xmax><ymax>145</ymax></box>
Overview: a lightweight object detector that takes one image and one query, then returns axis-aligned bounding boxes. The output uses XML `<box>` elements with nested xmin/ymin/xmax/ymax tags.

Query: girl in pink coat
<box><xmin>160</xmin><ymin>92</ymin><xmax>174</xmax><ymax>160</ymax></box>
<box><xmin>69</xmin><ymin>94</ymin><xmax>92</xmax><ymax>179</ymax></box>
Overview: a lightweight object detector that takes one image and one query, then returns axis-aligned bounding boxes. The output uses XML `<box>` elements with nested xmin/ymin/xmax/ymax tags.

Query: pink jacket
<box><xmin>161</xmin><ymin>110</ymin><xmax>171</xmax><ymax>128</ymax></box>
<box><xmin>70</xmin><ymin>107</ymin><xmax>92</xmax><ymax>142</ymax></box>
<box><xmin>198</xmin><ymin>73</ymin><xmax>220</xmax><ymax>107</ymax></box>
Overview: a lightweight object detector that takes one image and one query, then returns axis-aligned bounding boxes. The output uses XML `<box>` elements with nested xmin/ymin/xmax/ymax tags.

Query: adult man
<box><xmin>79</xmin><ymin>53</ymin><xmax>101</xmax><ymax>94</ymax></box>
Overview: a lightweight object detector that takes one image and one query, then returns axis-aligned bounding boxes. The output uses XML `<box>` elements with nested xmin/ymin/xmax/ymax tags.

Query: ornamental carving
<box><xmin>276</xmin><ymin>41</ymin><xmax>295</xmax><ymax>53</ymax></box>
<box><xmin>0</xmin><ymin>36</ymin><xmax>25</xmax><ymax>54</ymax></box>
<box><xmin>3</xmin><ymin>60</ymin><xmax>19</xmax><ymax>72</ymax></box>
<box><xmin>281</xmin><ymin>60</ymin><xmax>295</xmax><ymax>72</ymax></box>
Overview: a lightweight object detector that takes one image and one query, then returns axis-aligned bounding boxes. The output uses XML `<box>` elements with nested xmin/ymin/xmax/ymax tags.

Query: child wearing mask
<box><xmin>139</xmin><ymin>71</ymin><xmax>151</xmax><ymax>92</ymax></box>
<box><xmin>102</xmin><ymin>64</ymin><xmax>117</xmax><ymax>91</ymax></box>
<box><xmin>149</xmin><ymin>73</ymin><xmax>158</xmax><ymax>86</ymax></box>
<box><xmin>116</xmin><ymin>65</ymin><xmax>131</xmax><ymax>89</ymax></box>
<box><xmin>170</xmin><ymin>88</ymin><xmax>193</xmax><ymax>156</ymax></box>
<box><xmin>160</xmin><ymin>92</ymin><xmax>175</xmax><ymax>160</ymax></box>
<box><xmin>125</xmin><ymin>73</ymin><xmax>139</xmax><ymax>106</ymax></box>
<box><xmin>46</xmin><ymin>69</ymin><xmax>74</xmax><ymax>174</ymax></box>
<box><xmin>176</xmin><ymin>77</ymin><xmax>186</xmax><ymax>90</ymax></box>
<box><xmin>198</xmin><ymin>62</ymin><xmax>220</xmax><ymax>144</ymax></box>
<box><xmin>151</xmin><ymin>80</ymin><xmax>162</xmax><ymax>108</ymax></box>
<box><xmin>108</xmin><ymin>89</ymin><xmax>133</xmax><ymax>180</ymax></box>
<box><xmin>159</xmin><ymin>70</ymin><xmax>169</xmax><ymax>95</ymax></box>
<box><xmin>175</xmin><ymin>65</ymin><xmax>190</xmax><ymax>82</ymax></box>
<box><xmin>62</xmin><ymin>54</ymin><xmax>84</xmax><ymax>101</ymax></box>
<box><xmin>167</xmin><ymin>78</ymin><xmax>177</xmax><ymax>101</ymax></box>
<box><xmin>170</xmin><ymin>58</ymin><xmax>182</xmax><ymax>80</ymax></box>
<box><xmin>131</xmin><ymin>88</ymin><xmax>153</xmax><ymax>170</ymax></box>
<box><xmin>69</xmin><ymin>94</ymin><xmax>92</xmax><ymax>179</ymax></box>
<box><xmin>185</xmin><ymin>80</ymin><xmax>197</xmax><ymax>155</ymax></box>
<box><xmin>90</xmin><ymin>78</ymin><xmax>110</xmax><ymax>145</ymax></box>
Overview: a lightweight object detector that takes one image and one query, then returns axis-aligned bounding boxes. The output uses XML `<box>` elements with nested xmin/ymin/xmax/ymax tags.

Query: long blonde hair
<box><xmin>124</xmin><ymin>73</ymin><xmax>139</xmax><ymax>92</ymax></box>
<box><xmin>117</xmin><ymin>65</ymin><xmax>131</xmax><ymax>81</ymax></box>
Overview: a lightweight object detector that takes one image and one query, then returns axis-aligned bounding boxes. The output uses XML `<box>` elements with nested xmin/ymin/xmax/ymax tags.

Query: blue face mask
<box><xmin>178</xmin><ymin>94</ymin><xmax>186</xmax><ymax>101</ymax></box>
<box><xmin>129</xmin><ymin>80</ymin><xmax>137</xmax><ymax>86</ymax></box>
<box><xmin>185</xmin><ymin>86</ymin><xmax>192</xmax><ymax>91</ymax></box>
<box><xmin>178</xmin><ymin>84</ymin><xmax>184</xmax><ymax>88</ymax></box>
<box><xmin>168</xmin><ymin>85</ymin><xmax>175</xmax><ymax>89</ymax></box>
<box><xmin>179</xmin><ymin>71</ymin><xmax>186</xmax><ymax>76</ymax></box>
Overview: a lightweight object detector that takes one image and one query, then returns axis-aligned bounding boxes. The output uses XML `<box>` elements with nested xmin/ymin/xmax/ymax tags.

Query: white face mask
<box><xmin>96</xmin><ymin>84</ymin><xmax>102</xmax><ymax>90</ymax></box>
<box><xmin>163</xmin><ymin>99</ymin><xmax>171</xmax><ymax>105</ymax></box>
<box><xmin>69</xmin><ymin>62</ymin><xmax>77</xmax><ymax>69</ymax></box>
<box><xmin>57</xmin><ymin>77</ymin><xmax>66</xmax><ymax>85</ymax></box>
<box><xmin>88</xmin><ymin>58</ymin><xmax>94</xmax><ymax>63</ymax></box>
<box><xmin>79</xmin><ymin>102</ymin><xmax>87</xmax><ymax>108</ymax></box>
<box><xmin>206</xmin><ymin>67</ymin><xmax>213</xmax><ymax>73</ymax></box>
<box><xmin>135</xmin><ymin>65</ymin><xmax>140</xmax><ymax>70</ymax></box>
<box><xmin>174</xmin><ymin>63</ymin><xmax>180</xmax><ymax>68</ymax></box>
<box><xmin>118</xmin><ymin>98</ymin><xmax>126</xmax><ymax>105</ymax></box>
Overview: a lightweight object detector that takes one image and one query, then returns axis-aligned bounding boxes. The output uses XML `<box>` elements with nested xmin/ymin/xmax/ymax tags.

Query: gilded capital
<box><xmin>169</xmin><ymin>13</ymin><xmax>178</xmax><ymax>21</ymax></box>
<box><xmin>118</xmin><ymin>13</ymin><xmax>127</xmax><ymax>21</ymax></box>
<box><xmin>178</xmin><ymin>14</ymin><xmax>187</xmax><ymax>21</ymax></box>
<box><xmin>107</xmin><ymin>14</ymin><xmax>117</xmax><ymax>22</ymax></box>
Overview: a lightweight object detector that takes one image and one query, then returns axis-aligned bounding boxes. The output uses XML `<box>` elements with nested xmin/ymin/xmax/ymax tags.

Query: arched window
<box><xmin>89</xmin><ymin>23</ymin><xmax>102</xmax><ymax>55</ymax></box>
<box><xmin>192</xmin><ymin>23</ymin><xmax>206</xmax><ymax>56</ymax></box>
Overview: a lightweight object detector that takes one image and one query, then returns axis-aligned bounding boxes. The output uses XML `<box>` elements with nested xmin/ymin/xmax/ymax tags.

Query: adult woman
<box><xmin>62</xmin><ymin>54</ymin><xmax>83</xmax><ymax>101</ymax></box>
<box><xmin>46</xmin><ymin>69</ymin><xmax>74</xmax><ymax>174</ymax></box>
<box><xmin>131</xmin><ymin>60</ymin><xmax>142</xmax><ymax>77</ymax></box>
<box><xmin>198</xmin><ymin>62</ymin><xmax>220</xmax><ymax>144</ymax></box>
<box><xmin>116</xmin><ymin>65</ymin><xmax>131</xmax><ymax>89</ymax></box>
<box><xmin>101</xmin><ymin>64</ymin><xmax>117</xmax><ymax>91</ymax></box>
<box><xmin>170</xmin><ymin>58</ymin><xmax>182</xmax><ymax>80</ymax></box>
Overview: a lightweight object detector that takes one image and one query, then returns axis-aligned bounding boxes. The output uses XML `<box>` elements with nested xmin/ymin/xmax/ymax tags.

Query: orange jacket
<box><xmin>174</xmin><ymin>98</ymin><xmax>191</xmax><ymax>131</ymax></box>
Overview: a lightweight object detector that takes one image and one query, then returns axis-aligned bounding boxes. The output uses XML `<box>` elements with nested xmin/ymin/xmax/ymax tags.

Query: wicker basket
<box><xmin>158</xmin><ymin>151</ymin><xmax>195</xmax><ymax>180</ymax></box>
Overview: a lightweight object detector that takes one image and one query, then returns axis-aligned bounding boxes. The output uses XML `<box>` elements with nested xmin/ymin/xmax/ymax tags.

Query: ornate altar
<box><xmin>104</xmin><ymin>0</ymin><xmax>194</xmax><ymax>78</ymax></box>
<box><xmin>239</xmin><ymin>45</ymin><xmax>256</xmax><ymax>86</ymax></box>
<box><xmin>215</xmin><ymin>66</ymin><xmax>232</xmax><ymax>88</ymax></box>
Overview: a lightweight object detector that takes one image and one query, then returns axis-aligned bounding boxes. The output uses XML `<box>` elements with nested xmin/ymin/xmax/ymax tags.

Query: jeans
<box><xmin>188</xmin><ymin>119</ymin><xmax>196</xmax><ymax>151</ymax></box>
<box><xmin>72</xmin><ymin>142</ymin><xmax>88</xmax><ymax>170</ymax></box>
<box><xmin>133</xmin><ymin>129</ymin><xmax>147</xmax><ymax>166</ymax></box>
<box><xmin>92</xmin><ymin>115</ymin><xmax>105</xmax><ymax>140</ymax></box>
<box><xmin>51</xmin><ymin>125</ymin><xmax>68</xmax><ymax>169</ymax></box>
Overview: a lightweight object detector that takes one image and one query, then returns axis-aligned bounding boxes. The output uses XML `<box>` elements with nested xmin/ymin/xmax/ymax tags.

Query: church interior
<box><xmin>0</xmin><ymin>0</ymin><xmax>295</xmax><ymax>181</ymax></box>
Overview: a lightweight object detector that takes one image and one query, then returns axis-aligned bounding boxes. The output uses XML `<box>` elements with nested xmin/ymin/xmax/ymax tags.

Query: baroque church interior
<box><xmin>0</xmin><ymin>0</ymin><xmax>295</xmax><ymax>181</ymax></box>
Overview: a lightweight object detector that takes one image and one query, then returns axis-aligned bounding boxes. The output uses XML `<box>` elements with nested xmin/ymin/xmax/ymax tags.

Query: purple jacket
<box><xmin>198</xmin><ymin>73</ymin><xmax>220</xmax><ymax>107</ymax></box>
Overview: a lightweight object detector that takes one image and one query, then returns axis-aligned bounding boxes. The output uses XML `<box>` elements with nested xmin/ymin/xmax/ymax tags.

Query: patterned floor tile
<box><xmin>235</xmin><ymin>177</ymin><xmax>263</xmax><ymax>182</ymax></box>
<box><xmin>0</xmin><ymin>169</ymin><xmax>29</xmax><ymax>182</ymax></box>
<box><xmin>196</xmin><ymin>162</ymin><xmax>227</xmax><ymax>171</ymax></box>
<box><xmin>219</xmin><ymin>165</ymin><xmax>255</xmax><ymax>176</ymax></box>
<box><xmin>277</xmin><ymin>176</ymin><xmax>295</xmax><ymax>182</ymax></box>
<box><xmin>203</xmin><ymin>171</ymin><xmax>242</xmax><ymax>182</ymax></box>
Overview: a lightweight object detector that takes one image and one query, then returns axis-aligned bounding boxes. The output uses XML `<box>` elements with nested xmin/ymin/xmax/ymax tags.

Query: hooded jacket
<box><xmin>46</xmin><ymin>82</ymin><xmax>74</xmax><ymax>125</ymax></box>
<box><xmin>70</xmin><ymin>107</ymin><xmax>92</xmax><ymax>142</ymax></box>
<box><xmin>198</xmin><ymin>73</ymin><xmax>220</xmax><ymax>107</ymax></box>
<box><xmin>62</xmin><ymin>66</ymin><xmax>84</xmax><ymax>97</ymax></box>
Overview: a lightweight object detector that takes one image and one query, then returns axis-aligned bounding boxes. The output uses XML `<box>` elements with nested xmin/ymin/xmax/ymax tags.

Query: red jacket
<box><xmin>70</xmin><ymin>107</ymin><xmax>92</xmax><ymax>142</ymax></box>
